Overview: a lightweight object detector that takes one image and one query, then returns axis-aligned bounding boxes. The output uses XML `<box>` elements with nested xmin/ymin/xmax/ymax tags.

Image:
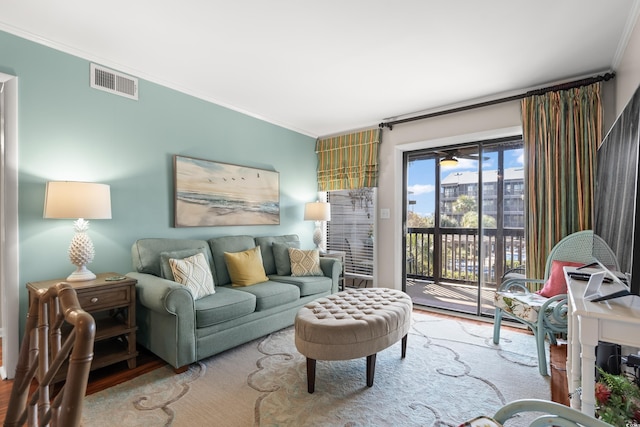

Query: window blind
<box><xmin>327</xmin><ymin>189</ymin><xmax>376</xmax><ymax>284</ymax></box>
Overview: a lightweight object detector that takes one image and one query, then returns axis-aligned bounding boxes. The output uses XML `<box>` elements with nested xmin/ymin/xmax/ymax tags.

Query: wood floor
<box><xmin>550</xmin><ymin>343</ymin><xmax>570</xmax><ymax>406</ymax></box>
<box><xmin>0</xmin><ymin>345</ymin><xmax>165</xmax><ymax>423</ymax></box>
<box><xmin>0</xmin><ymin>314</ymin><xmax>570</xmax><ymax>423</ymax></box>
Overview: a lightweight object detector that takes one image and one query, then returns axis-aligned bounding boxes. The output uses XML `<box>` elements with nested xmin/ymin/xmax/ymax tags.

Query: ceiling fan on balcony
<box><xmin>436</xmin><ymin>150</ymin><xmax>489</xmax><ymax>166</ymax></box>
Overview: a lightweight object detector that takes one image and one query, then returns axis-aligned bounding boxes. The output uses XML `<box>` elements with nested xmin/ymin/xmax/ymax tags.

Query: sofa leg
<box><xmin>174</xmin><ymin>365</ymin><xmax>189</xmax><ymax>374</ymax></box>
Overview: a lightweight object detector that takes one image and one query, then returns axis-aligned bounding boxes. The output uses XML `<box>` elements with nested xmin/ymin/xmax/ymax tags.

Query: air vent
<box><xmin>90</xmin><ymin>63</ymin><xmax>138</xmax><ymax>100</ymax></box>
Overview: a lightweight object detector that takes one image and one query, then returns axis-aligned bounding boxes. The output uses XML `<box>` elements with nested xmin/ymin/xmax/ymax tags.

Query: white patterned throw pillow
<box><xmin>288</xmin><ymin>248</ymin><xmax>324</xmax><ymax>277</ymax></box>
<box><xmin>169</xmin><ymin>252</ymin><xmax>215</xmax><ymax>299</ymax></box>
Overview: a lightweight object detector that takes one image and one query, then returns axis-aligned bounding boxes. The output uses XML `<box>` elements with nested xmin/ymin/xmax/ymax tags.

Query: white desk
<box><xmin>565</xmin><ymin>266</ymin><xmax>640</xmax><ymax>415</ymax></box>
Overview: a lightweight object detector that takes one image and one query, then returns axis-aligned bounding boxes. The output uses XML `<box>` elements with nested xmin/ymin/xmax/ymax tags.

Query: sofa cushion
<box><xmin>268</xmin><ymin>275</ymin><xmax>332</xmax><ymax>297</ymax></box>
<box><xmin>224</xmin><ymin>246</ymin><xmax>269</xmax><ymax>287</ymax></box>
<box><xmin>194</xmin><ymin>286</ymin><xmax>256</xmax><ymax>328</ymax></box>
<box><xmin>233</xmin><ymin>281</ymin><xmax>300</xmax><ymax>311</ymax></box>
<box><xmin>272</xmin><ymin>241</ymin><xmax>301</xmax><ymax>276</ymax></box>
<box><xmin>132</xmin><ymin>238</ymin><xmax>213</xmax><ymax>277</ymax></box>
<box><xmin>160</xmin><ymin>247</ymin><xmax>209</xmax><ymax>280</ymax></box>
<box><xmin>208</xmin><ymin>235</ymin><xmax>256</xmax><ymax>286</ymax></box>
<box><xmin>169</xmin><ymin>252</ymin><xmax>216</xmax><ymax>299</ymax></box>
<box><xmin>288</xmin><ymin>248</ymin><xmax>324</xmax><ymax>276</ymax></box>
<box><xmin>255</xmin><ymin>235</ymin><xmax>300</xmax><ymax>275</ymax></box>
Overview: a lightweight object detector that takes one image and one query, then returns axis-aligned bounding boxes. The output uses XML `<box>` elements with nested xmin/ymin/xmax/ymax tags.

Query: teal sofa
<box><xmin>127</xmin><ymin>234</ymin><xmax>341</xmax><ymax>371</ymax></box>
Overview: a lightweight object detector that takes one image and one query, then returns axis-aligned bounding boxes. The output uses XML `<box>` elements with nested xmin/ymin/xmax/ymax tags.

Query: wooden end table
<box><xmin>27</xmin><ymin>272</ymin><xmax>138</xmax><ymax>377</ymax></box>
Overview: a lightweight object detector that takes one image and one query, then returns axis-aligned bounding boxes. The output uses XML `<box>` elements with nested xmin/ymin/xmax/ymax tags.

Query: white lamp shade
<box><xmin>304</xmin><ymin>201</ymin><xmax>331</xmax><ymax>221</ymax></box>
<box><xmin>44</xmin><ymin>181</ymin><xmax>112</xmax><ymax>219</ymax></box>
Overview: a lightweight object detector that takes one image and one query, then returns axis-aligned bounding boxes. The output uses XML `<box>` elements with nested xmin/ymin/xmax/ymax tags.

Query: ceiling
<box><xmin>1</xmin><ymin>0</ymin><xmax>639</xmax><ymax>137</ymax></box>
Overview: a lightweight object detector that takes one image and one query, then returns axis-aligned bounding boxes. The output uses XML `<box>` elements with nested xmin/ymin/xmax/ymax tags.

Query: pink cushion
<box><xmin>536</xmin><ymin>260</ymin><xmax>584</xmax><ymax>297</ymax></box>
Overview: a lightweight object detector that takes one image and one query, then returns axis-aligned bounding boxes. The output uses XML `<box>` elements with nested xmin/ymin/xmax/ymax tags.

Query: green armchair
<box><xmin>493</xmin><ymin>230</ymin><xmax>618</xmax><ymax>376</ymax></box>
<box><xmin>460</xmin><ymin>399</ymin><xmax>611</xmax><ymax>426</ymax></box>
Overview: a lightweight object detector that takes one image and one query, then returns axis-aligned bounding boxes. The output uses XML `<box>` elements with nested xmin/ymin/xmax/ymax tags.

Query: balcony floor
<box><xmin>342</xmin><ymin>277</ymin><xmax>500</xmax><ymax>317</ymax></box>
<box><xmin>405</xmin><ymin>278</ymin><xmax>498</xmax><ymax>315</ymax></box>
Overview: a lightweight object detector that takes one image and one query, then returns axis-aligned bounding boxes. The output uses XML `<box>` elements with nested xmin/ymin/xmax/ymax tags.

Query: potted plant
<box><xmin>595</xmin><ymin>367</ymin><xmax>640</xmax><ymax>424</ymax></box>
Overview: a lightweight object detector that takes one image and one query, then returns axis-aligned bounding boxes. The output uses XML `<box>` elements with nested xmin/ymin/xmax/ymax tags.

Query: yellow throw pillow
<box><xmin>169</xmin><ymin>252</ymin><xmax>215</xmax><ymax>299</ymax></box>
<box><xmin>288</xmin><ymin>248</ymin><xmax>324</xmax><ymax>277</ymax></box>
<box><xmin>224</xmin><ymin>246</ymin><xmax>269</xmax><ymax>287</ymax></box>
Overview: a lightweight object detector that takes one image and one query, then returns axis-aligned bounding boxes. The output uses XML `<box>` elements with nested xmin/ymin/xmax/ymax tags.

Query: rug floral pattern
<box><xmin>82</xmin><ymin>312</ymin><xmax>550</xmax><ymax>426</ymax></box>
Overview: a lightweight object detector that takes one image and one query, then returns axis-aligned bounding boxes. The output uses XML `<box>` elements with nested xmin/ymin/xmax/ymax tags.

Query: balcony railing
<box><xmin>406</xmin><ymin>227</ymin><xmax>525</xmax><ymax>287</ymax></box>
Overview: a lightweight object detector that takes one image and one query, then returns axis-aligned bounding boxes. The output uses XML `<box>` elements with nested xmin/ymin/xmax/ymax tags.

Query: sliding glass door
<box><xmin>404</xmin><ymin>137</ymin><xmax>524</xmax><ymax>316</ymax></box>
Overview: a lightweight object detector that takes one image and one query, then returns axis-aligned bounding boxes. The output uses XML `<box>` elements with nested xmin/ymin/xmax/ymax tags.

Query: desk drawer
<box><xmin>601</xmin><ymin>319</ymin><xmax>639</xmax><ymax>347</ymax></box>
<box><xmin>77</xmin><ymin>286</ymin><xmax>130</xmax><ymax>311</ymax></box>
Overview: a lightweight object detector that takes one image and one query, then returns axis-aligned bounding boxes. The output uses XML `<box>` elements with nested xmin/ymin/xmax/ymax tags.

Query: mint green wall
<box><xmin>0</xmin><ymin>30</ymin><xmax>319</xmax><ymax>325</ymax></box>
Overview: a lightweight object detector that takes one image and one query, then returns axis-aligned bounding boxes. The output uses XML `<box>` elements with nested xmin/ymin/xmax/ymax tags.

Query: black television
<box><xmin>593</xmin><ymin>83</ymin><xmax>640</xmax><ymax>296</ymax></box>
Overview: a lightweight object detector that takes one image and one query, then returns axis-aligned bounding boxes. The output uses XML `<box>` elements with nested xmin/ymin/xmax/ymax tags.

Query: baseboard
<box><xmin>1</xmin><ymin>326</ymin><xmax>8</xmax><ymax>379</ymax></box>
<box><xmin>412</xmin><ymin>305</ymin><xmax>528</xmax><ymax>330</ymax></box>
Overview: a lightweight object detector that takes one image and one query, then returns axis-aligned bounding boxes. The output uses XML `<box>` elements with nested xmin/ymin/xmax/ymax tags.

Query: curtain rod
<box><xmin>379</xmin><ymin>72</ymin><xmax>615</xmax><ymax>130</ymax></box>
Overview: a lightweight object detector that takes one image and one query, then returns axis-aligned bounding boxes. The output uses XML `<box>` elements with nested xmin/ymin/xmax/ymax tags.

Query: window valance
<box><xmin>315</xmin><ymin>128</ymin><xmax>380</xmax><ymax>191</ymax></box>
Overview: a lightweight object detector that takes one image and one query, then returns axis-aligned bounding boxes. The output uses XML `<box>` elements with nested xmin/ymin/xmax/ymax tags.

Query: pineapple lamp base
<box><xmin>66</xmin><ymin>265</ymin><xmax>97</xmax><ymax>282</ymax></box>
<box><xmin>66</xmin><ymin>219</ymin><xmax>97</xmax><ymax>282</ymax></box>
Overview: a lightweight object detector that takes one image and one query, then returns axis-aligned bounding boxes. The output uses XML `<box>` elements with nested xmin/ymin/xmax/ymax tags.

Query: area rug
<box><xmin>82</xmin><ymin>311</ymin><xmax>550</xmax><ymax>426</ymax></box>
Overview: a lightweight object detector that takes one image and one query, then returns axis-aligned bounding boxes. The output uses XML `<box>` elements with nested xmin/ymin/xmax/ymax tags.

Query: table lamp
<box><xmin>304</xmin><ymin>201</ymin><xmax>331</xmax><ymax>252</ymax></box>
<box><xmin>43</xmin><ymin>181</ymin><xmax>112</xmax><ymax>281</ymax></box>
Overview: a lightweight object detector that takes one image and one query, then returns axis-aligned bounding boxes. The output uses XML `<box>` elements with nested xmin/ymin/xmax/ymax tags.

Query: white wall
<box><xmin>615</xmin><ymin>9</ymin><xmax>640</xmax><ymax>116</ymax></box>
<box><xmin>374</xmin><ymin>12</ymin><xmax>640</xmax><ymax>291</ymax></box>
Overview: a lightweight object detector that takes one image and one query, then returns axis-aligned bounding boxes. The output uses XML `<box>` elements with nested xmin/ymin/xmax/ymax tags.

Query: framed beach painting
<box><xmin>174</xmin><ymin>155</ymin><xmax>280</xmax><ymax>227</ymax></box>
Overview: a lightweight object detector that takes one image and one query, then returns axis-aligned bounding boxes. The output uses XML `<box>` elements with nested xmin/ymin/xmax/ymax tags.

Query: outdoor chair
<box><xmin>501</xmin><ymin>265</ymin><xmax>525</xmax><ymax>281</ymax></box>
<box><xmin>492</xmin><ymin>230</ymin><xmax>618</xmax><ymax>376</ymax></box>
<box><xmin>344</xmin><ymin>238</ymin><xmax>373</xmax><ymax>288</ymax></box>
<box><xmin>4</xmin><ymin>282</ymin><xmax>96</xmax><ymax>427</ymax></box>
<box><xmin>460</xmin><ymin>398</ymin><xmax>611</xmax><ymax>426</ymax></box>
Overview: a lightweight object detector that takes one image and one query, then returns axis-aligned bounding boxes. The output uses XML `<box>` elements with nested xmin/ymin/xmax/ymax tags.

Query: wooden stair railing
<box><xmin>4</xmin><ymin>282</ymin><xmax>96</xmax><ymax>427</ymax></box>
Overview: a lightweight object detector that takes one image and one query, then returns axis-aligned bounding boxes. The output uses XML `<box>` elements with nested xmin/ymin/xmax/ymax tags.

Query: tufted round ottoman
<box><xmin>294</xmin><ymin>287</ymin><xmax>412</xmax><ymax>393</ymax></box>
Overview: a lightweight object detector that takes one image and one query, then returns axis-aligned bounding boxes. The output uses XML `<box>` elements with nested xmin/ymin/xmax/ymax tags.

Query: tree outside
<box><xmin>407</xmin><ymin>194</ymin><xmax>498</xmax><ymax>279</ymax></box>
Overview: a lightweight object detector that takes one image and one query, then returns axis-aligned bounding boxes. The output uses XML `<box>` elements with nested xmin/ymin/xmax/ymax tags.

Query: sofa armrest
<box><xmin>319</xmin><ymin>258</ymin><xmax>341</xmax><ymax>293</ymax></box>
<box><xmin>127</xmin><ymin>272</ymin><xmax>195</xmax><ymax>316</ymax></box>
<box><xmin>127</xmin><ymin>272</ymin><xmax>197</xmax><ymax>369</ymax></box>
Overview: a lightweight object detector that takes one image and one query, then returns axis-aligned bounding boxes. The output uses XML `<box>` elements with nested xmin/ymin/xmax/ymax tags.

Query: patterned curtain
<box><xmin>521</xmin><ymin>82</ymin><xmax>602</xmax><ymax>282</ymax></box>
<box><xmin>316</xmin><ymin>128</ymin><xmax>380</xmax><ymax>191</ymax></box>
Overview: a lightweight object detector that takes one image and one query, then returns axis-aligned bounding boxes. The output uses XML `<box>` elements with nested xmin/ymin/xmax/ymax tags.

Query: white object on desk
<box><xmin>565</xmin><ymin>266</ymin><xmax>640</xmax><ymax>416</ymax></box>
<box><xmin>583</xmin><ymin>271</ymin><xmax>606</xmax><ymax>301</ymax></box>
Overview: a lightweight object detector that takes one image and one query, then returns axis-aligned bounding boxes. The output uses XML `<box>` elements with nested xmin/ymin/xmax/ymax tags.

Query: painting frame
<box><xmin>174</xmin><ymin>155</ymin><xmax>280</xmax><ymax>227</ymax></box>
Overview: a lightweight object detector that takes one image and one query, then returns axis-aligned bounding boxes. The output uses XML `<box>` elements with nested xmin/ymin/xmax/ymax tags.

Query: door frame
<box><xmin>394</xmin><ymin>127</ymin><xmax>522</xmax><ymax>294</ymax></box>
<box><xmin>1</xmin><ymin>72</ymin><xmax>19</xmax><ymax>379</ymax></box>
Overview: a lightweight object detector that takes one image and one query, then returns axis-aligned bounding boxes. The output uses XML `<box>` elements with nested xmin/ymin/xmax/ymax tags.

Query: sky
<box><xmin>407</xmin><ymin>148</ymin><xmax>524</xmax><ymax>217</ymax></box>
